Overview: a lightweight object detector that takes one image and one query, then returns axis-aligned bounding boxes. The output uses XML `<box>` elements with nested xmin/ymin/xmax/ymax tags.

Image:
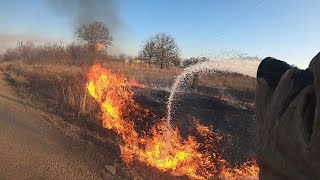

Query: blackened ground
<box><xmin>134</xmin><ymin>88</ymin><xmax>256</xmax><ymax>166</ymax></box>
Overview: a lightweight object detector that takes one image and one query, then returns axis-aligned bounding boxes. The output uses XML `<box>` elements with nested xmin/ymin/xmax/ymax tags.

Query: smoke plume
<box><xmin>47</xmin><ymin>0</ymin><xmax>121</xmax><ymax>32</ymax></box>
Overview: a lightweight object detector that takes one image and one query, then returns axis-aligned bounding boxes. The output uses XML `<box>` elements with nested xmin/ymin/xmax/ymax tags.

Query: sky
<box><xmin>1</xmin><ymin>0</ymin><xmax>320</xmax><ymax>68</ymax></box>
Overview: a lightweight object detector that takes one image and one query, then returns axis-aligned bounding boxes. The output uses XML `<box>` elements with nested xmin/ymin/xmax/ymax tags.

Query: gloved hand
<box><xmin>255</xmin><ymin>53</ymin><xmax>319</xmax><ymax>180</ymax></box>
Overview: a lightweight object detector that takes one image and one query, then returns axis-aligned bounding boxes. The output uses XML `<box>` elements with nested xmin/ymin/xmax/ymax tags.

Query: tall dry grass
<box><xmin>0</xmin><ymin>60</ymin><xmax>184</xmax><ymax>130</ymax></box>
<box><xmin>200</xmin><ymin>73</ymin><xmax>256</xmax><ymax>92</ymax></box>
<box><xmin>102</xmin><ymin>60</ymin><xmax>183</xmax><ymax>88</ymax></box>
<box><xmin>0</xmin><ymin>60</ymin><xmax>256</xmax><ymax>131</ymax></box>
<box><xmin>0</xmin><ymin>61</ymin><xmax>100</xmax><ymax>128</ymax></box>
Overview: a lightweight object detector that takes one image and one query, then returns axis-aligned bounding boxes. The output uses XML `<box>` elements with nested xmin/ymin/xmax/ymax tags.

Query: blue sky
<box><xmin>1</xmin><ymin>0</ymin><xmax>320</xmax><ymax>68</ymax></box>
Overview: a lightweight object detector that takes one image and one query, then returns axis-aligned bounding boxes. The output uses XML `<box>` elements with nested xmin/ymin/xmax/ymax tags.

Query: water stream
<box><xmin>166</xmin><ymin>59</ymin><xmax>259</xmax><ymax>129</ymax></box>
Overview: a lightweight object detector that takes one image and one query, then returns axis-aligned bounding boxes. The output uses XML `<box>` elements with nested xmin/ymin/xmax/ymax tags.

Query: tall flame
<box><xmin>87</xmin><ymin>64</ymin><xmax>259</xmax><ymax>179</ymax></box>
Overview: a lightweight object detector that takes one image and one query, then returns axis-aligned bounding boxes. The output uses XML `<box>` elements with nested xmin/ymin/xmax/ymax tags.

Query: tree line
<box><xmin>2</xmin><ymin>21</ymin><xmax>210</xmax><ymax>68</ymax></box>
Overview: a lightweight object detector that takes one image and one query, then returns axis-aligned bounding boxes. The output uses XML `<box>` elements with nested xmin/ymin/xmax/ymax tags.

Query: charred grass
<box><xmin>0</xmin><ymin>60</ymin><xmax>256</xmax><ymax>179</ymax></box>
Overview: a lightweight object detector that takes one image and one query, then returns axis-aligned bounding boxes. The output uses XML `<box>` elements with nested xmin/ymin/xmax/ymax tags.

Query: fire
<box><xmin>87</xmin><ymin>64</ymin><xmax>259</xmax><ymax>179</ymax></box>
<box><xmin>95</xmin><ymin>42</ymin><xmax>105</xmax><ymax>52</ymax></box>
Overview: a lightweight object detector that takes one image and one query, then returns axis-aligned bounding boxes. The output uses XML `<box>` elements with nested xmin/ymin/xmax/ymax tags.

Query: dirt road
<box><xmin>0</xmin><ymin>72</ymin><xmax>115</xmax><ymax>180</ymax></box>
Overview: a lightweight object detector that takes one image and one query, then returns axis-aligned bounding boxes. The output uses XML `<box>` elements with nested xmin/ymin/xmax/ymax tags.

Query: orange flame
<box><xmin>95</xmin><ymin>42</ymin><xmax>105</xmax><ymax>52</ymax></box>
<box><xmin>87</xmin><ymin>64</ymin><xmax>259</xmax><ymax>179</ymax></box>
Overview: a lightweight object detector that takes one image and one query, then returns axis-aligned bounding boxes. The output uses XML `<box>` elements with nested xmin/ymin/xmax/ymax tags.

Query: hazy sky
<box><xmin>1</xmin><ymin>0</ymin><xmax>319</xmax><ymax>68</ymax></box>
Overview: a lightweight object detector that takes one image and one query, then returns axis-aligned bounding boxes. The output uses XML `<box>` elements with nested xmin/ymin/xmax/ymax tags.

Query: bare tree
<box><xmin>3</xmin><ymin>48</ymin><xmax>19</xmax><ymax>61</ymax></box>
<box><xmin>140</xmin><ymin>38</ymin><xmax>155</xmax><ymax>65</ymax></box>
<box><xmin>140</xmin><ymin>33</ymin><xmax>180</xmax><ymax>68</ymax></box>
<box><xmin>75</xmin><ymin>21</ymin><xmax>112</xmax><ymax>52</ymax></box>
<box><xmin>118</xmin><ymin>53</ymin><xmax>127</xmax><ymax>61</ymax></box>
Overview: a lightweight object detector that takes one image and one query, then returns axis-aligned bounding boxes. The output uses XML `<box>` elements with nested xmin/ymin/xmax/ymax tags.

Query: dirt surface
<box><xmin>0</xmin><ymin>72</ymin><xmax>120</xmax><ymax>180</ymax></box>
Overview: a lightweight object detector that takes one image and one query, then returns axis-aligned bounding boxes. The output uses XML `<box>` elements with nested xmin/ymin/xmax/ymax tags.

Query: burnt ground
<box><xmin>3</xmin><ymin>69</ymin><xmax>257</xmax><ymax>179</ymax></box>
<box><xmin>134</xmin><ymin>87</ymin><xmax>256</xmax><ymax>166</ymax></box>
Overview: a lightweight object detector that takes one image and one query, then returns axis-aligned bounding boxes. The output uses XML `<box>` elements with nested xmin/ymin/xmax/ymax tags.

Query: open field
<box><xmin>0</xmin><ymin>60</ymin><xmax>257</xmax><ymax>179</ymax></box>
<box><xmin>0</xmin><ymin>60</ymin><xmax>256</xmax><ymax>128</ymax></box>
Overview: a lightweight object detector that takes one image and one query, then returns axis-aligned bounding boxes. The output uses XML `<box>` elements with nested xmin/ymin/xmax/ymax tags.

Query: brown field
<box><xmin>0</xmin><ymin>60</ymin><xmax>257</xmax><ymax>179</ymax></box>
<box><xmin>0</xmin><ymin>59</ymin><xmax>256</xmax><ymax>130</ymax></box>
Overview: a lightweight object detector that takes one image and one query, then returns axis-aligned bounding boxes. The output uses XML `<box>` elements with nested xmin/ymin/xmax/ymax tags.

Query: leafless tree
<box><xmin>141</xmin><ymin>33</ymin><xmax>180</xmax><ymax>68</ymax></box>
<box><xmin>3</xmin><ymin>48</ymin><xmax>19</xmax><ymax>61</ymax></box>
<box><xmin>17</xmin><ymin>41</ymin><xmax>35</xmax><ymax>61</ymax></box>
<box><xmin>154</xmin><ymin>33</ymin><xmax>180</xmax><ymax>68</ymax></box>
<box><xmin>140</xmin><ymin>38</ymin><xmax>155</xmax><ymax>65</ymax></box>
<box><xmin>75</xmin><ymin>21</ymin><xmax>112</xmax><ymax>52</ymax></box>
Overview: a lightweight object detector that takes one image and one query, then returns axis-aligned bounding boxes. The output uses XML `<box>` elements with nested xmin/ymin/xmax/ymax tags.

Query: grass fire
<box><xmin>87</xmin><ymin>64</ymin><xmax>258</xmax><ymax>179</ymax></box>
<box><xmin>1</xmin><ymin>1</ymin><xmax>318</xmax><ymax>179</ymax></box>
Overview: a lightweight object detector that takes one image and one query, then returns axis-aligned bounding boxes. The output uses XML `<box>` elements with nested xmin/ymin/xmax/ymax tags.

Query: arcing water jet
<box><xmin>167</xmin><ymin>59</ymin><xmax>259</xmax><ymax>128</ymax></box>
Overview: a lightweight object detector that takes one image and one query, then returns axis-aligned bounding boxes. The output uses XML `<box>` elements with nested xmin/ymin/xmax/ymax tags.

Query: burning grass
<box><xmin>87</xmin><ymin>64</ymin><xmax>258</xmax><ymax>179</ymax></box>
<box><xmin>0</xmin><ymin>61</ymin><xmax>258</xmax><ymax>179</ymax></box>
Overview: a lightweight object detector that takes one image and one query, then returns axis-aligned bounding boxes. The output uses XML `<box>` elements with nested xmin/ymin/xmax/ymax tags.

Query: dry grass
<box><xmin>0</xmin><ymin>60</ymin><xmax>257</xmax><ymax>179</ymax></box>
<box><xmin>0</xmin><ymin>61</ymin><xmax>183</xmax><ymax>130</ymax></box>
<box><xmin>200</xmin><ymin>73</ymin><xmax>256</xmax><ymax>92</ymax></box>
<box><xmin>0</xmin><ymin>59</ymin><xmax>256</xmax><ymax>108</ymax></box>
<box><xmin>0</xmin><ymin>61</ymin><xmax>98</xmax><ymax>121</ymax></box>
<box><xmin>102</xmin><ymin>60</ymin><xmax>183</xmax><ymax>87</ymax></box>
<box><xmin>101</xmin><ymin>61</ymin><xmax>256</xmax><ymax>92</ymax></box>
<box><xmin>0</xmin><ymin>60</ymin><xmax>256</xmax><ymax>130</ymax></box>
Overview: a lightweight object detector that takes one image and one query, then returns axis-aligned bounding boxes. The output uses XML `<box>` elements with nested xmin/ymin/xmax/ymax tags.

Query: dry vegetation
<box><xmin>0</xmin><ymin>60</ymin><xmax>181</xmax><ymax>130</ymax></box>
<box><xmin>106</xmin><ymin>60</ymin><xmax>256</xmax><ymax>92</ymax></box>
<box><xmin>0</xmin><ymin>18</ymin><xmax>259</xmax><ymax>179</ymax></box>
<box><xmin>200</xmin><ymin>73</ymin><xmax>255</xmax><ymax>92</ymax></box>
<box><xmin>0</xmin><ymin>61</ymin><xmax>97</xmax><ymax>119</ymax></box>
<box><xmin>100</xmin><ymin>60</ymin><xmax>183</xmax><ymax>87</ymax></box>
<box><xmin>0</xmin><ymin>59</ymin><xmax>256</xmax><ymax>117</ymax></box>
<box><xmin>0</xmin><ymin>59</ymin><xmax>255</xmax><ymax>128</ymax></box>
<box><xmin>0</xmin><ymin>59</ymin><xmax>257</xmax><ymax>179</ymax></box>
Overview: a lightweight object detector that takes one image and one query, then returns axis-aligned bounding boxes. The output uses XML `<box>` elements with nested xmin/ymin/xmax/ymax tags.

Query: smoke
<box><xmin>0</xmin><ymin>33</ymin><xmax>56</xmax><ymax>53</ymax></box>
<box><xmin>46</xmin><ymin>0</ymin><xmax>125</xmax><ymax>54</ymax></box>
<box><xmin>0</xmin><ymin>0</ymin><xmax>122</xmax><ymax>54</ymax></box>
<box><xmin>47</xmin><ymin>0</ymin><xmax>121</xmax><ymax>32</ymax></box>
